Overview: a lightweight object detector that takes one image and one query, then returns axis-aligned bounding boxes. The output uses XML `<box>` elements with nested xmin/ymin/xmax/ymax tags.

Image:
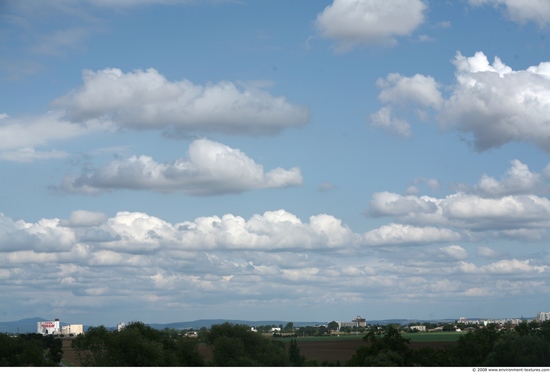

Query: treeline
<box><xmin>71</xmin><ymin>321</ymin><xmax>307</xmax><ymax>366</ymax></box>
<box><xmin>0</xmin><ymin>333</ymin><xmax>63</xmax><ymax>366</ymax></box>
<box><xmin>6</xmin><ymin>320</ymin><xmax>550</xmax><ymax>366</ymax></box>
<box><xmin>346</xmin><ymin>320</ymin><xmax>550</xmax><ymax>367</ymax></box>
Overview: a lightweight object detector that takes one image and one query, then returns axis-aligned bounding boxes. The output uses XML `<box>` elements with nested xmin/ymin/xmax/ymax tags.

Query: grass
<box><xmin>277</xmin><ymin>332</ymin><xmax>463</xmax><ymax>343</ymax></box>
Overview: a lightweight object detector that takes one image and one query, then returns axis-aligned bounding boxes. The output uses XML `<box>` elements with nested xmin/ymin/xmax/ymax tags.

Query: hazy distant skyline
<box><xmin>1</xmin><ymin>0</ymin><xmax>550</xmax><ymax>326</ymax></box>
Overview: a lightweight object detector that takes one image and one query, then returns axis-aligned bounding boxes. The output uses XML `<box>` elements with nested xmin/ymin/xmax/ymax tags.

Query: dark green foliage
<box><xmin>451</xmin><ymin>324</ymin><xmax>502</xmax><ymax>366</ymax></box>
<box><xmin>0</xmin><ymin>333</ymin><xmax>62</xmax><ymax>366</ymax></box>
<box><xmin>346</xmin><ymin>320</ymin><xmax>550</xmax><ymax>367</ymax></box>
<box><xmin>288</xmin><ymin>338</ymin><xmax>306</xmax><ymax>366</ymax></box>
<box><xmin>484</xmin><ymin>332</ymin><xmax>550</xmax><ymax>366</ymax></box>
<box><xmin>206</xmin><ymin>322</ymin><xmax>290</xmax><ymax>366</ymax></box>
<box><xmin>346</xmin><ymin>325</ymin><xmax>413</xmax><ymax>366</ymax></box>
<box><xmin>412</xmin><ymin>346</ymin><xmax>453</xmax><ymax>367</ymax></box>
<box><xmin>71</xmin><ymin>321</ymin><xmax>204</xmax><ymax>367</ymax></box>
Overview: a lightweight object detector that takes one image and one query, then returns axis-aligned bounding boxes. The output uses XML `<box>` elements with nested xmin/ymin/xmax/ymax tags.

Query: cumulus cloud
<box><xmin>369</xmin><ymin>73</ymin><xmax>442</xmax><ymax>137</ymax></box>
<box><xmin>52</xmin><ymin>68</ymin><xmax>309</xmax><ymax>136</ymax></box>
<box><xmin>469</xmin><ymin>0</ymin><xmax>550</xmax><ymax>27</ymax></box>
<box><xmin>1</xmin><ymin>207</ymin><xmax>549</xmax><ymax>321</ymax></box>
<box><xmin>442</xmin><ymin>194</ymin><xmax>550</xmax><ymax>230</ymax></box>
<box><xmin>442</xmin><ymin>52</ymin><xmax>550</xmax><ymax>151</ymax></box>
<box><xmin>377</xmin><ymin>73</ymin><xmax>443</xmax><ymax>110</ymax></box>
<box><xmin>367</xmin><ymin>160</ymin><xmax>550</xmax><ymax>235</ymax></box>
<box><xmin>371</xmin><ymin>51</ymin><xmax>550</xmax><ymax>152</ymax></box>
<box><xmin>314</xmin><ymin>0</ymin><xmax>427</xmax><ymax>51</ymax></box>
<box><xmin>61</xmin><ymin>138</ymin><xmax>303</xmax><ymax>195</ymax></box>
<box><xmin>367</xmin><ymin>192</ymin><xmax>438</xmax><ymax>217</ymax></box>
<box><xmin>362</xmin><ymin>223</ymin><xmax>461</xmax><ymax>246</ymax></box>
<box><xmin>473</xmin><ymin>159</ymin><xmax>546</xmax><ymax>196</ymax></box>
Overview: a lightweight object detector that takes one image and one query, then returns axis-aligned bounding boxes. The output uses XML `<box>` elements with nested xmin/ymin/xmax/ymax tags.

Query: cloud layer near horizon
<box><xmin>2</xmin><ymin>158</ymin><xmax>550</xmax><ymax>320</ymax></box>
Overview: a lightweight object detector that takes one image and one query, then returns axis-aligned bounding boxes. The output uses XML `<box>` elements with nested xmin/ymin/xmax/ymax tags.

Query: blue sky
<box><xmin>1</xmin><ymin>0</ymin><xmax>550</xmax><ymax>326</ymax></box>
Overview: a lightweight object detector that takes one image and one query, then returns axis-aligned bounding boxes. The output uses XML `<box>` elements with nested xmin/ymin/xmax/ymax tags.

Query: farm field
<box><xmin>287</xmin><ymin>333</ymin><xmax>459</xmax><ymax>365</ymax></box>
<box><xmin>61</xmin><ymin>333</ymin><xmax>461</xmax><ymax>366</ymax></box>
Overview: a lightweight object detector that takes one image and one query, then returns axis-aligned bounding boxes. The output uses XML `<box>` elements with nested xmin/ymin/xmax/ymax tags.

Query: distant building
<box><xmin>336</xmin><ymin>316</ymin><xmax>367</xmax><ymax>331</ymax></box>
<box><xmin>61</xmin><ymin>324</ymin><xmax>84</xmax><ymax>336</ymax></box>
<box><xmin>537</xmin><ymin>312</ymin><xmax>550</xmax><ymax>322</ymax></box>
<box><xmin>37</xmin><ymin>319</ymin><xmax>60</xmax><ymax>335</ymax></box>
<box><xmin>117</xmin><ymin>322</ymin><xmax>126</xmax><ymax>332</ymax></box>
<box><xmin>352</xmin><ymin>316</ymin><xmax>367</xmax><ymax>327</ymax></box>
<box><xmin>410</xmin><ymin>325</ymin><xmax>426</xmax><ymax>332</ymax></box>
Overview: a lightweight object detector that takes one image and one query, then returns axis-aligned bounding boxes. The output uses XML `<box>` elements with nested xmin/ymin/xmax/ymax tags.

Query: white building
<box><xmin>61</xmin><ymin>324</ymin><xmax>84</xmax><ymax>335</ymax></box>
<box><xmin>117</xmin><ymin>322</ymin><xmax>126</xmax><ymax>332</ymax></box>
<box><xmin>37</xmin><ymin>319</ymin><xmax>60</xmax><ymax>335</ymax></box>
<box><xmin>537</xmin><ymin>312</ymin><xmax>550</xmax><ymax>322</ymax></box>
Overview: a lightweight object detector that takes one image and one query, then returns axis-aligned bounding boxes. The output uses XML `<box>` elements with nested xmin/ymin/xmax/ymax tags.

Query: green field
<box><xmin>278</xmin><ymin>332</ymin><xmax>463</xmax><ymax>343</ymax></box>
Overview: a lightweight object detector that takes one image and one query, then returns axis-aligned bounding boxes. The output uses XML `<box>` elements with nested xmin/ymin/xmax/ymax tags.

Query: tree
<box><xmin>206</xmin><ymin>322</ymin><xmax>290</xmax><ymax>366</ymax></box>
<box><xmin>451</xmin><ymin>325</ymin><xmax>502</xmax><ymax>366</ymax></box>
<box><xmin>483</xmin><ymin>332</ymin><xmax>550</xmax><ymax>366</ymax></box>
<box><xmin>328</xmin><ymin>321</ymin><xmax>339</xmax><ymax>332</ymax></box>
<box><xmin>71</xmin><ymin>322</ymin><xmax>204</xmax><ymax>367</ymax></box>
<box><xmin>346</xmin><ymin>325</ymin><xmax>413</xmax><ymax>367</ymax></box>
<box><xmin>288</xmin><ymin>338</ymin><xmax>305</xmax><ymax>366</ymax></box>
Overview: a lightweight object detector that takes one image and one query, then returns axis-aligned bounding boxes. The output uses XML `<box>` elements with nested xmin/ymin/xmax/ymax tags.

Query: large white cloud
<box><xmin>314</xmin><ymin>0</ymin><xmax>427</xmax><ymax>51</ymax></box>
<box><xmin>371</xmin><ymin>51</ymin><xmax>550</xmax><ymax>152</ymax></box>
<box><xmin>469</xmin><ymin>0</ymin><xmax>550</xmax><ymax>27</ymax></box>
<box><xmin>61</xmin><ymin>138</ymin><xmax>303</xmax><ymax>195</ymax></box>
<box><xmin>442</xmin><ymin>52</ymin><xmax>550</xmax><ymax>151</ymax></box>
<box><xmin>53</xmin><ymin>68</ymin><xmax>309</xmax><ymax>135</ymax></box>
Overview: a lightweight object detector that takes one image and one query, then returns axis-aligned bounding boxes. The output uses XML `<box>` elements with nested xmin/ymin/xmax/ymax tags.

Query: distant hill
<box><xmin>1</xmin><ymin>316</ymin><xmax>531</xmax><ymax>334</ymax></box>
<box><xmin>146</xmin><ymin>319</ymin><xmax>325</xmax><ymax>331</ymax></box>
<box><xmin>0</xmin><ymin>317</ymin><xmax>47</xmax><ymax>334</ymax></box>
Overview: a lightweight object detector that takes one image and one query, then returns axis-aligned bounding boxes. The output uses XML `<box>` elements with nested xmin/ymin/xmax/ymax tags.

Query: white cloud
<box><xmin>1</xmin><ymin>206</ymin><xmax>549</xmax><ymax>321</ymax></box>
<box><xmin>53</xmin><ymin>68</ymin><xmax>309</xmax><ymax>136</ymax></box>
<box><xmin>362</xmin><ymin>223</ymin><xmax>460</xmax><ymax>246</ymax></box>
<box><xmin>377</xmin><ymin>73</ymin><xmax>443</xmax><ymax>110</ymax></box>
<box><xmin>369</xmin><ymin>106</ymin><xmax>411</xmax><ymax>138</ymax></box>
<box><xmin>371</xmin><ymin>52</ymin><xmax>550</xmax><ymax>152</ymax></box>
<box><xmin>60</xmin><ymin>210</ymin><xmax>108</xmax><ymax>227</ymax></box>
<box><xmin>442</xmin><ymin>52</ymin><xmax>550</xmax><ymax>151</ymax></box>
<box><xmin>61</xmin><ymin>138</ymin><xmax>303</xmax><ymax>195</ymax></box>
<box><xmin>367</xmin><ymin>192</ymin><xmax>438</xmax><ymax>217</ymax></box>
<box><xmin>469</xmin><ymin>0</ymin><xmax>550</xmax><ymax>27</ymax></box>
<box><xmin>440</xmin><ymin>245</ymin><xmax>468</xmax><ymax>260</ymax></box>
<box><xmin>315</xmin><ymin>0</ymin><xmax>427</xmax><ymax>51</ymax></box>
<box><xmin>0</xmin><ymin>111</ymin><xmax>107</xmax><ymax>152</ymax></box>
<box><xmin>367</xmin><ymin>161</ymin><xmax>550</xmax><ymax>235</ymax></box>
<box><xmin>474</xmin><ymin>159</ymin><xmax>545</xmax><ymax>196</ymax></box>
<box><xmin>442</xmin><ymin>193</ymin><xmax>550</xmax><ymax>229</ymax></box>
